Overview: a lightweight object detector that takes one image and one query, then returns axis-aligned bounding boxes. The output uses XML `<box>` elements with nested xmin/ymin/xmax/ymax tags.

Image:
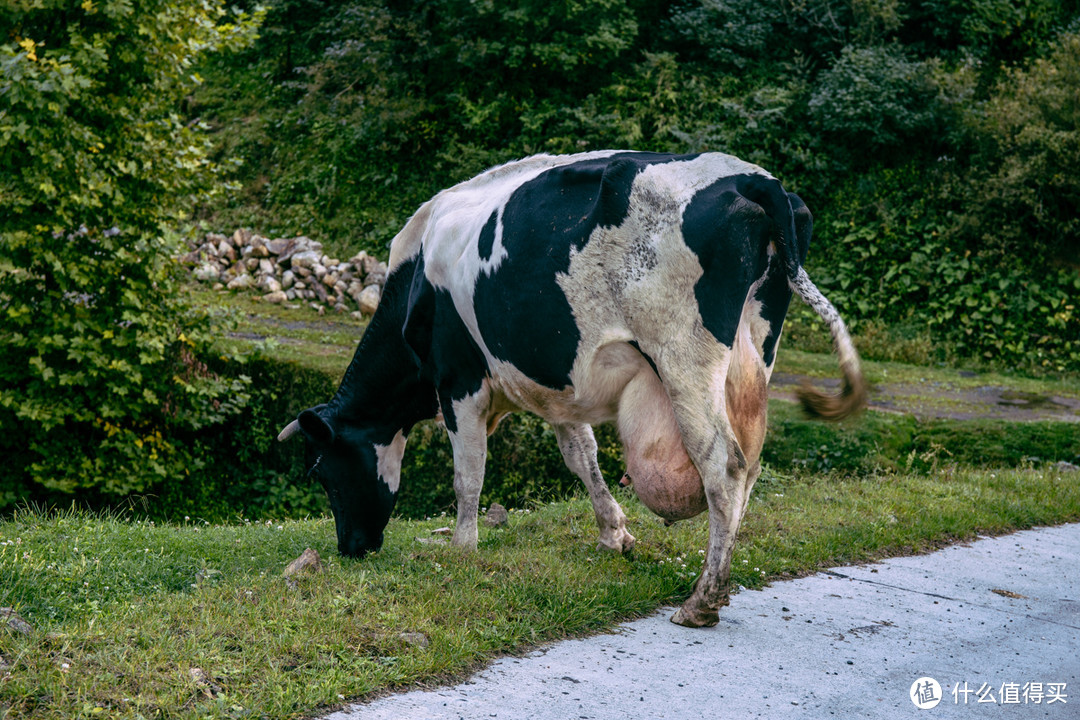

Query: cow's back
<box><xmin>392</xmin><ymin>151</ymin><xmax>787</xmax><ymax>425</ymax></box>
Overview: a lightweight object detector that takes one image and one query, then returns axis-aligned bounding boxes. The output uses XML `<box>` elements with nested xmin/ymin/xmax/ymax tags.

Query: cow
<box><xmin>277</xmin><ymin>150</ymin><xmax>867</xmax><ymax>628</ymax></box>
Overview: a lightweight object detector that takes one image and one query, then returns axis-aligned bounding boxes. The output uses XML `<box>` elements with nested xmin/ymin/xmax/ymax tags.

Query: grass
<box><xmin>3</xmin><ymin>465</ymin><xmax>1080</xmax><ymax>719</ymax></box>
<box><xmin>193</xmin><ymin>286</ymin><xmax>367</xmax><ymax>380</ymax></box>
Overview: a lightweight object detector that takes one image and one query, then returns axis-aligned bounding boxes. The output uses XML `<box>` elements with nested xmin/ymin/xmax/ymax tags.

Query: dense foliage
<box><xmin>193</xmin><ymin>0</ymin><xmax>1080</xmax><ymax>372</ymax></box>
<box><xmin>0</xmin><ymin>1</ymin><xmax>259</xmax><ymax>504</ymax></box>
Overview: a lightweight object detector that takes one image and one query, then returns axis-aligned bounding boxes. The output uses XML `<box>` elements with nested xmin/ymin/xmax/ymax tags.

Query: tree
<box><xmin>0</xmin><ymin>0</ymin><xmax>260</xmax><ymax>504</ymax></box>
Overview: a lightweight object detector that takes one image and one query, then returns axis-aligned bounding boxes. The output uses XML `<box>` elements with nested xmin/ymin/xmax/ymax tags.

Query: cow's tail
<box><xmin>787</xmin><ymin>267</ymin><xmax>868</xmax><ymax>420</ymax></box>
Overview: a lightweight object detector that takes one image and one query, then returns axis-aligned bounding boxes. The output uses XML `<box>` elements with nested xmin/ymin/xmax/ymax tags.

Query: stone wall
<box><xmin>181</xmin><ymin>229</ymin><xmax>387</xmax><ymax>317</ymax></box>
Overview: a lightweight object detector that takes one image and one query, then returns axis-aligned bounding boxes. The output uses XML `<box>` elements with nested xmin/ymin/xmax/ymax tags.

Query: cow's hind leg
<box><xmin>649</xmin><ymin>349</ymin><xmax>751</xmax><ymax>628</ymax></box>
<box><xmin>555</xmin><ymin>423</ymin><xmax>636</xmax><ymax>553</ymax></box>
<box><xmin>445</xmin><ymin>391</ymin><xmax>490</xmax><ymax>550</ymax></box>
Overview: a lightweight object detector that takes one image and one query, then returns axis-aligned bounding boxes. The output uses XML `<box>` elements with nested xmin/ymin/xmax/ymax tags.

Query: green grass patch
<box><xmin>189</xmin><ymin>286</ymin><xmax>368</xmax><ymax>380</ymax></box>
<box><xmin>3</xmin><ymin>465</ymin><xmax>1079</xmax><ymax>719</ymax></box>
<box><xmin>763</xmin><ymin>402</ymin><xmax>1080</xmax><ymax>474</ymax></box>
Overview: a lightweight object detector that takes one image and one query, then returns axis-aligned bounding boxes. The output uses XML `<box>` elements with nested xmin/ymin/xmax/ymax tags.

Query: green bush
<box><xmin>138</xmin><ymin>355</ymin><xmax>336</xmax><ymax>522</ymax></box>
<box><xmin>0</xmin><ymin>1</ymin><xmax>261</xmax><ymax>502</ymax></box>
<box><xmin>809</xmin><ymin>44</ymin><xmax>940</xmax><ymax>160</ymax></box>
<box><xmin>763</xmin><ymin>402</ymin><xmax>1080</xmax><ymax>475</ymax></box>
<box><xmin>807</xmin><ymin>160</ymin><xmax>1080</xmax><ymax>372</ymax></box>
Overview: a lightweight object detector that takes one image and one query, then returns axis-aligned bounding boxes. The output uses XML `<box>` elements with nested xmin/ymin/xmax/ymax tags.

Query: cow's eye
<box><xmin>306</xmin><ymin>454</ymin><xmax>323</xmax><ymax>477</ymax></box>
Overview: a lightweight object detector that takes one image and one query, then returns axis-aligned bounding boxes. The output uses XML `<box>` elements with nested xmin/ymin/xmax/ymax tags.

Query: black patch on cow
<box><xmin>402</xmin><ymin>254</ymin><xmax>489</xmax><ymax>433</ymax></box>
<box><xmin>473</xmin><ymin>152</ymin><xmax>698</xmax><ymax>389</ymax></box>
<box><xmin>681</xmin><ymin>175</ymin><xmax>775</xmax><ymax>348</ymax></box>
<box><xmin>477</xmin><ymin>209</ymin><xmax>498</xmax><ymax>262</ymax></box>
<box><xmin>754</xmin><ymin>192</ymin><xmax>811</xmax><ymax>365</ymax></box>
<box><xmin>328</xmin><ymin>256</ymin><xmax>437</xmax><ymax>434</ymax></box>
<box><xmin>598</xmin><ymin>157</ymin><xmax>640</xmax><ymax>228</ymax></box>
<box><xmin>788</xmin><ymin>191</ymin><xmax>812</xmax><ymax>267</ymax></box>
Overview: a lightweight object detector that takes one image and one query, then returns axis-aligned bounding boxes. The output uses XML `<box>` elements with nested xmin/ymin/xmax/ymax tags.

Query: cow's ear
<box><xmin>298</xmin><ymin>408</ymin><xmax>335</xmax><ymax>445</ymax></box>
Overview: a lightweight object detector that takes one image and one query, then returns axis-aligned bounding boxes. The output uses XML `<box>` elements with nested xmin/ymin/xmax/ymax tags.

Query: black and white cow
<box><xmin>278</xmin><ymin>151</ymin><xmax>866</xmax><ymax>627</ymax></box>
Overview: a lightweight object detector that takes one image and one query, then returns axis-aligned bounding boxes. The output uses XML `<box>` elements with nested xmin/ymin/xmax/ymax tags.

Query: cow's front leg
<box><xmin>445</xmin><ymin>391</ymin><xmax>489</xmax><ymax>550</ymax></box>
<box><xmin>554</xmin><ymin>423</ymin><xmax>635</xmax><ymax>553</ymax></box>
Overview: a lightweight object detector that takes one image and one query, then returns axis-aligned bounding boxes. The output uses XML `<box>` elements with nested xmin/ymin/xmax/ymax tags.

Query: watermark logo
<box><xmin>909</xmin><ymin>678</ymin><xmax>1068</xmax><ymax>709</ymax></box>
<box><xmin>911</xmin><ymin>677</ymin><xmax>943</xmax><ymax>709</ymax></box>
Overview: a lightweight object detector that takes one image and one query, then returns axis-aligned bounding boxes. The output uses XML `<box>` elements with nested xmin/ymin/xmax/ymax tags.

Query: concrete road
<box><xmin>327</xmin><ymin>524</ymin><xmax>1079</xmax><ymax>719</ymax></box>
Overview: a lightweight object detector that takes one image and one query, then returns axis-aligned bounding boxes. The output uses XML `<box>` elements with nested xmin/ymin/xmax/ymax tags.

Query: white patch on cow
<box><xmin>373</xmin><ymin>430</ymin><xmax>407</xmax><ymax>493</ymax></box>
<box><xmin>445</xmin><ymin>388</ymin><xmax>493</xmax><ymax>550</ymax></box>
<box><xmin>388</xmin><ymin>201</ymin><xmax>433</xmax><ymax>270</ymax></box>
<box><xmin>477</xmin><ymin>206</ymin><xmax>508</xmax><ymax>277</ymax></box>
<box><xmin>737</xmin><ymin>272</ymin><xmax>781</xmax><ymax>382</ymax></box>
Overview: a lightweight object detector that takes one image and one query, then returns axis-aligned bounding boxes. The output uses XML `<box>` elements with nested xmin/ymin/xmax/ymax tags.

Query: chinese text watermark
<box><xmin>910</xmin><ymin>678</ymin><xmax>1067</xmax><ymax>709</ymax></box>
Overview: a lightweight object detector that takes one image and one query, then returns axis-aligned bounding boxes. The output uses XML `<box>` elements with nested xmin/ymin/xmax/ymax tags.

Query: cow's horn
<box><xmin>277</xmin><ymin>419</ymin><xmax>301</xmax><ymax>442</ymax></box>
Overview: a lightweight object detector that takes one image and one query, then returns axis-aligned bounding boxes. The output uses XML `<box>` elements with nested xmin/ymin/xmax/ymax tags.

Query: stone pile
<box><xmin>181</xmin><ymin>229</ymin><xmax>388</xmax><ymax>316</ymax></box>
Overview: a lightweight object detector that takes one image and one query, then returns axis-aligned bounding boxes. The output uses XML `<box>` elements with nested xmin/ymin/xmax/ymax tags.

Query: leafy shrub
<box><xmin>959</xmin><ymin>30</ymin><xmax>1080</xmax><ymax>267</ymax></box>
<box><xmin>809</xmin><ymin>44</ymin><xmax>940</xmax><ymax>160</ymax></box>
<box><xmin>668</xmin><ymin>0</ymin><xmax>784</xmax><ymax>70</ymax></box>
<box><xmin>763</xmin><ymin>402</ymin><xmax>1080</xmax><ymax>475</ymax></box>
<box><xmin>808</xmin><ymin>162</ymin><xmax>1080</xmax><ymax>372</ymax></box>
<box><xmin>143</xmin><ymin>355</ymin><xmax>338</xmax><ymax>522</ymax></box>
<box><xmin>0</xmin><ymin>2</ymin><xmax>261</xmax><ymax>501</ymax></box>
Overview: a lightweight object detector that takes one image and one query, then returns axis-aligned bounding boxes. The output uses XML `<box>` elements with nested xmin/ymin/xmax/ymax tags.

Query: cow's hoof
<box><xmin>670</xmin><ymin>604</ymin><xmax>720</xmax><ymax>628</ymax></box>
<box><xmin>598</xmin><ymin>529</ymin><xmax>636</xmax><ymax>554</ymax></box>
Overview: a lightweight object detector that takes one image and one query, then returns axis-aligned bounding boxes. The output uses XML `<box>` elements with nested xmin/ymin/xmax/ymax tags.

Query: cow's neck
<box><xmin>325</xmin><ymin>268</ymin><xmax>437</xmax><ymax>438</ymax></box>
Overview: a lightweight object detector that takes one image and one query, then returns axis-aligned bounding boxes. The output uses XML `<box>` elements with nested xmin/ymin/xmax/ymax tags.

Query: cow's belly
<box><xmin>488</xmin><ymin>339</ymin><xmax>707</xmax><ymax>522</ymax></box>
<box><xmin>486</xmin><ymin>339</ymin><xmax>645</xmax><ymax>426</ymax></box>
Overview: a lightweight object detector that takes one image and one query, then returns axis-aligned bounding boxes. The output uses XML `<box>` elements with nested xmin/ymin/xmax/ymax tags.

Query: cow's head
<box><xmin>277</xmin><ymin>405</ymin><xmax>405</xmax><ymax>558</ymax></box>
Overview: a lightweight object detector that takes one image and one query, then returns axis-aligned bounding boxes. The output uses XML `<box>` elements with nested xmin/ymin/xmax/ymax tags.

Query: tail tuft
<box><xmin>796</xmin><ymin>372</ymin><xmax>868</xmax><ymax>421</ymax></box>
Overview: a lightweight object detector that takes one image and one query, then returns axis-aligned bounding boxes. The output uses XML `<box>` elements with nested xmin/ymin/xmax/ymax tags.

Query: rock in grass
<box><xmin>1</xmin><ymin>608</ymin><xmax>32</xmax><ymax>635</ymax></box>
<box><xmin>282</xmin><ymin>552</ymin><xmax>319</xmax><ymax>591</ymax></box>
<box><xmin>484</xmin><ymin>502</ymin><xmax>509</xmax><ymax>527</ymax></box>
<box><xmin>399</xmin><ymin>632</ymin><xmax>429</xmax><ymax>648</ymax></box>
<box><xmin>357</xmin><ymin>284</ymin><xmax>381</xmax><ymax>315</ymax></box>
<box><xmin>189</xmin><ymin>667</ymin><xmax>222</xmax><ymax>697</ymax></box>
<box><xmin>263</xmin><ymin>290</ymin><xmax>288</xmax><ymax>304</ymax></box>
